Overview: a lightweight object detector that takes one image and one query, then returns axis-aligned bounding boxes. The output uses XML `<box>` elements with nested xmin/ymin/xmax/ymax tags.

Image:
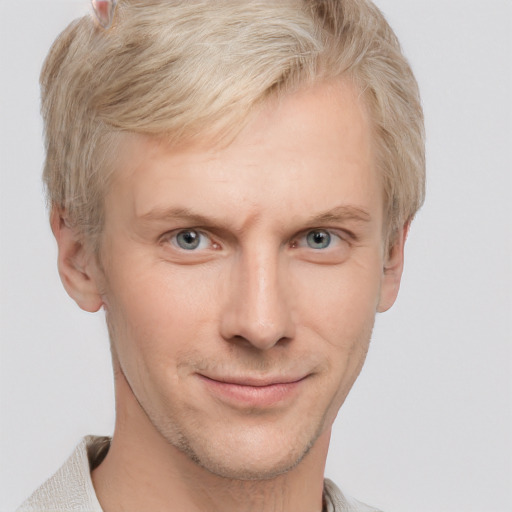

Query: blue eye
<box><xmin>175</xmin><ymin>230</ymin><xmax>202</xmax><ymax>250</ymax></box>
<box><xmin>306</xmin><ymin>230</ymin><xmax>331</xmax><ymax>249</ymax></box>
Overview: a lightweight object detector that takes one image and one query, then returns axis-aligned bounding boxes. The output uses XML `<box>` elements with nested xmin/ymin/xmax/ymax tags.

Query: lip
<box><xmin>197</xmin><ymin>374</ymin><xmax>308</xmax><ymax>408</ymax></box>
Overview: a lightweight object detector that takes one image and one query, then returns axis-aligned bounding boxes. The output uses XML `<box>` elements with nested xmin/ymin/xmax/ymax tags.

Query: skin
<box><xmin>53</xmin><ymin>79</ymin><xmax>407</xmax><ymax>512</ymax></box>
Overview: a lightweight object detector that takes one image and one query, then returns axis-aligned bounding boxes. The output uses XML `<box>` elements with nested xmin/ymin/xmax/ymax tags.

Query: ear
<box><xmin>50</xmin><ymin>208</ymin><xmax>104</xmax><ymax>313</ymax></box>
<box><xmin>377</xmin><ymin>222</ymin><xmax>410</xmax><ymax>313</ymax></box>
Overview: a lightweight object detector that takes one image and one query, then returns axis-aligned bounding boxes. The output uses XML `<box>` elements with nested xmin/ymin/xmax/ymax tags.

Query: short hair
<box><xmin>41</xmin><ymin>0</ymin><xmax>425</xmax><ymax>250</ymax></box>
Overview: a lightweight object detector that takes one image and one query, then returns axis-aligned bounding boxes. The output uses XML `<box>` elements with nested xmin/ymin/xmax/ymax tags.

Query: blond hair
<box><xmin>41</xmin><ymin>0</ymin><xmax>425</xmax><ymax>248</ymax></box>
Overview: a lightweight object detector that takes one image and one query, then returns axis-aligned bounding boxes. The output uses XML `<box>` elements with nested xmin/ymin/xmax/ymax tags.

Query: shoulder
<box><xmin>15</xmin><ymin>436</ymin><xmax>105</xmax><ymax>512</ymax></box>
<box><xmin>324</xmin><ymin>479</ymin><xmax>384</xmax><ymax>512</ymax></box>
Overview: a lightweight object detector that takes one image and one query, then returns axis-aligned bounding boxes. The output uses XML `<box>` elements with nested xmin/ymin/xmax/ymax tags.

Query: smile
<box><xmin>197</xmin><ymin>374</ymin><xmax>308</xmax><ymax>408</ymax></box>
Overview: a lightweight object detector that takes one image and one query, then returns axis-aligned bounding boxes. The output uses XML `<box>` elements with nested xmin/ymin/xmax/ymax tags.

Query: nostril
<box><xmin>227</xmin><ymin>333</ymin><xmax>291</xmax><ymax>352</ymax></box>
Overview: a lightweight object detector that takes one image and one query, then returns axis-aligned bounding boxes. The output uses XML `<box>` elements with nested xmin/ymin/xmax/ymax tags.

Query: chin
<box><xmin>185</xmin><ymin>445</ymin><xmax>311</xmax><ymax>482</ymax></box>
<box><xmin>165</xmin><ymin>419</ymin><xmax>324</xmax><ymax>482</ymax></box>
<box><xmin>204</xmin><ymin>462</ymin><xmax>299</xmax><ymax>481</ymax></box>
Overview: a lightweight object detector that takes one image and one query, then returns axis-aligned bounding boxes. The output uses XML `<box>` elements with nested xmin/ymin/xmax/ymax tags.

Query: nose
<box><xmin>219</xmin><ymin>249</ymin><xmax>296</xmax><ymax>350</ymax></box>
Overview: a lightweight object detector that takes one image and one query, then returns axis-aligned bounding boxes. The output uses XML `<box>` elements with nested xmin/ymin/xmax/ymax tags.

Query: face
<box><xmin>76</xmin><ymin>80</ymin><xmax>403</xmax><ymax>480</ymax></box>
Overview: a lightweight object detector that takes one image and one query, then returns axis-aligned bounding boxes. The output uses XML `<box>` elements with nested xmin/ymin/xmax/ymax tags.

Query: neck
<box><xmin>92</xmin><ymin>372</ymin><xmax>330</xmax><ymax>512</ymax></box>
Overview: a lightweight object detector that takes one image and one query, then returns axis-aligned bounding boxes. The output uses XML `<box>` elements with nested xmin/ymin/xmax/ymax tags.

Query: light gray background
<box><xmin>1</xmin><ymin>1</ymin><xmax>511</xmax><ymax>511</ymax></box>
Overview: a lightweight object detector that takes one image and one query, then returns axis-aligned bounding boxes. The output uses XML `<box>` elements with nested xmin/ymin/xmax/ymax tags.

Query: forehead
<box><xmin>105</xmin><ymin>79</ymin><xmax>381</xmax><ymax>230</ymax></box>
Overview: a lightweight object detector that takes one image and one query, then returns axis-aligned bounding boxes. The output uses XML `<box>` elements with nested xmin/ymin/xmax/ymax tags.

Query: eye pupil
<box><xmin>176</xmin><ymin>230</ymin><xmax>200</xmax><ymax>250</ymax></box>
<box><xmin>306</xmin><ymin>230</ymin><xmax>331</xmax><ymax>249</ymax></box>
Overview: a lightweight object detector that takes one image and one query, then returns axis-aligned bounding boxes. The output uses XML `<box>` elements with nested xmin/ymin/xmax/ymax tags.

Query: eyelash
<box><xmin>165</xmin><ymin>229</ymin><xmax>220</xmax><ymax>251</ymax></box>
<box><xmin>290</xmin><ymin>229</ymin><xmax>348</xmax><ymax>250</ymax></box>
<box><xmin>161</xmin><ymin>228</ymin><xmax>350</xmax><ymax>252</ymax></box>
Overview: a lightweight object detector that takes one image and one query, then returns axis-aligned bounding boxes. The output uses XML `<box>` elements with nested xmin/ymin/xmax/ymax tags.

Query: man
<box><xmin>17</xmin><ymin>0</ymin><xmax>424</xmax><ymax>511</ymax></box>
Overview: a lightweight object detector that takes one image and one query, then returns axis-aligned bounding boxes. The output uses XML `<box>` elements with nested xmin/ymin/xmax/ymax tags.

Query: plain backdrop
<box><xmin>1</xmin><ymin>1</ymin><xmax>511</xmax><ymax>511</ymax></box>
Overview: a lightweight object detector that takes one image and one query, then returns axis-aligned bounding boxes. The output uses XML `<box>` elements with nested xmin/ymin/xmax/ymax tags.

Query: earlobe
<box><xmin>377</xmin><ymin>222</ymin><xmax>410</xmax><ymax>313</ymax></box>
<box><xmin>50</xmin><ymin>208</ymin><xmax>104</xmax><ymax>313</ymax></box>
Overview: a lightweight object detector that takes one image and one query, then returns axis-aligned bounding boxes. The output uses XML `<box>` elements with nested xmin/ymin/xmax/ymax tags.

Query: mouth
<box><xmin>197</xmin><ymin>374</ymin><xmax>308</xmax><ymax>408</ymax></box>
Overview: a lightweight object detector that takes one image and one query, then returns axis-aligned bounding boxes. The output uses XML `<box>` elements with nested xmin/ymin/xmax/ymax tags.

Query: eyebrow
<box><xmin>138</xmin><ymin>204</ymin><xmax>372</xmax><ymax>227</ymax></box>
<box><xmin>304</xmin><ymin>205</ymin><xmax>372</xmax><ymax>225</ymax></box>
<box><xmin>139</xmin><ymin>207</ymin><xmax>218</xmax><ymax>225</ymax></box>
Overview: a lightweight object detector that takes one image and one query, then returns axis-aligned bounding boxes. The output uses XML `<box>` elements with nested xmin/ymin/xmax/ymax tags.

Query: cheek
<box><xmin>104</xmin><ymin>260</ymin><xmax>221</xmax><ymax>371</ymax></box>
<box><xmin>292</xmin><ymin>254</ymin><xmax>383</xmax><ymax>344</ymax></box>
